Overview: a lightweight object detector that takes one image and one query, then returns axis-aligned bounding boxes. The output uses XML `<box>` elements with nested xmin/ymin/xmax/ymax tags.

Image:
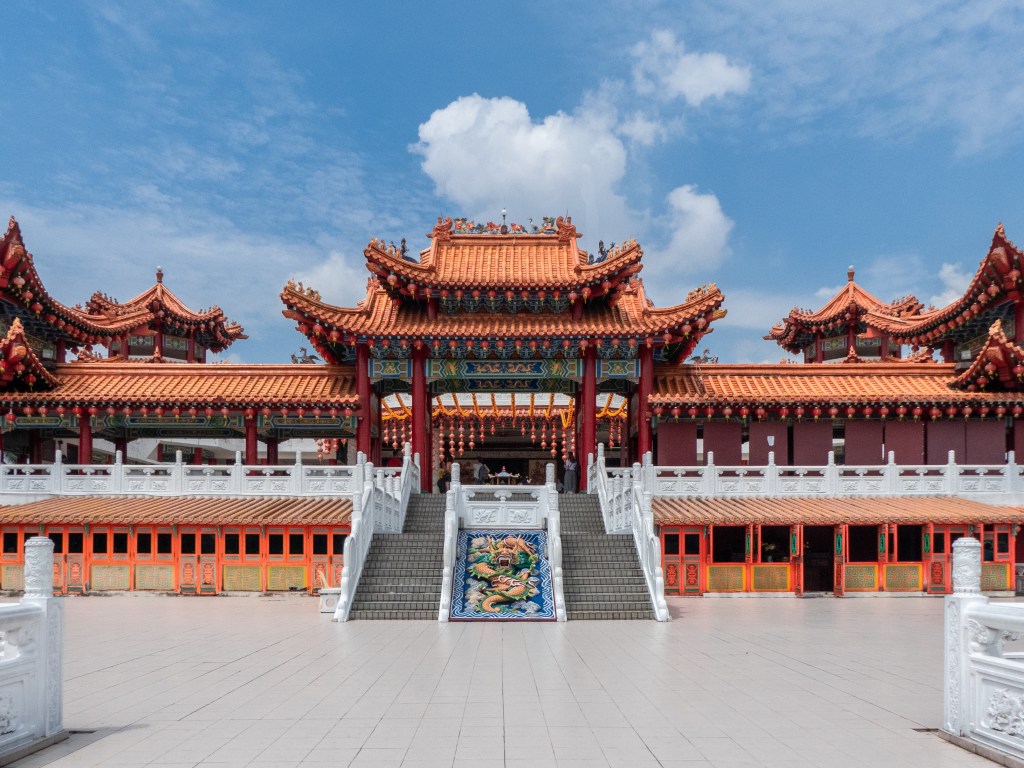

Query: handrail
<box><xmin>0</xmin><ymin>449</ymin><xmax>360</xmax><ymax>498</ymax></box>
<box><xmin>438</xmin><ymin>462</ymin><xmax>462</xmax><ymax>622</ymax></box>
<box><xmin>631</xmin><ymin>455</ymin><xmax>669</xmax><ymax>621</ymax></box>
<box><xmin>588</xmin><ymin>448</ymin><xmax>668</xmax><ymax>621</ymax></box>
<box><xmin>333</xmin><ymin>444</ymin><xmax>418</xmax><ymax>622</ymax></box>
<box><xmin>545</xmin><ymin>462</ymin><xmax>567</xmax><ymax>622</ymax></box>
<box><xmin>650</xmin><ymin>450</ymin><xmax>1024</xmax><ymax>499</ymax></box>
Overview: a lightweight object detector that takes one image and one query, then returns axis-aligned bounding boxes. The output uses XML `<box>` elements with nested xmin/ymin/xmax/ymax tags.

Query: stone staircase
<box><xmin>349</xmin><ymin>494</ymin><xmax>445</xmax><ymax>620</ymax></box>
<box><xmin>559</xmin><ymin>494</ymin><xmax>654</xmax><ymax>620</ymax></box>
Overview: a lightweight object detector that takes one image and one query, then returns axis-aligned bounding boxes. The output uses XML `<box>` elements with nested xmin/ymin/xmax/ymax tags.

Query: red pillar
<box><xmin>78</xmin><ymin>419</ymin><xmax>93</xmax><ymax>465</ymax></box>
<box><xmin>411</xmin><ymin>346</ymin><xmax>431</xmax><ymax>492</ymax></box>
<box><xmin>56</xmin><ymin>339</ymin><xmax>66</xmax><ymax>363</ymax></box>
<box><xmin>942</xmin><ymin>340</ymin><xmax>955</xmax><ymax>363</ymax></box>
<box><xmin>637</xmin><ymin>345</ymin><xmax>653</xmax><ymax>459</ymax></box>
<box><xmin>356</xmin><ymin>345</ymin><xmax>371</xmax><ymax>458</ymax></box>
<box><xmin>186</xmin><ymin>335</ymin><xmax>196</xmax><ymax>363</ymax></box>
<box><xmin>244</xmin><ymin>417</ymin><xmax>258</xmax><ymax>465</ymax></box>
<box><xmin>265</xmin><ymin>437</ymin><xmax>279</xmax><ymax>465</ymax></box>
<box><xmin>114</xmin><ymin>436</ymin><xmax>129</xmax><ymax>461</ymax></box>
<box><xmin>121</xmin><ymin>335</ymin><xmax>129</xmax><ymax>360</ymax></box>
<box><xmin>28</xmin><ymin>430</ymin><xmax>42</xmax><ymax>464</ymax></box>
<box><xmin>192</xmin><ymin>448</ymin><xmax>205</xmax><ymax>465</ymax></box>
<box><xmin>580</xmin><ymin>347</ymin><xmax>597</xmax><ymax>489</ymax></box>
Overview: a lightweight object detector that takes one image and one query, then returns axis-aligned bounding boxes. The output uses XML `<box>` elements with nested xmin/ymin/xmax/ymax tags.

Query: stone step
<box><xmin>350</xmin><ymin>611</ymin><xmax>437</xmax><ymax>620</ymax></box>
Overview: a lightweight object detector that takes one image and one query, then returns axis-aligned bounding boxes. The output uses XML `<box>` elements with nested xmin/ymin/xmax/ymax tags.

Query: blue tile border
<box><xmin>450</xmin><ymin>529</ymin><xmax>556</xmax><ymax>621</ymax></box>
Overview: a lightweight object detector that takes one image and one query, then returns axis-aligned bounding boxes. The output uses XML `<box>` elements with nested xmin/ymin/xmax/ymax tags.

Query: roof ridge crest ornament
<box><xmin>428</xmin><ymin>216</ymin><xmax>453</xmax><ymax>243</ymax></box>
<box><xmin>556</xmin><ymin>216</ymin><xmax>580</xmax><ymax>244</ymax></box>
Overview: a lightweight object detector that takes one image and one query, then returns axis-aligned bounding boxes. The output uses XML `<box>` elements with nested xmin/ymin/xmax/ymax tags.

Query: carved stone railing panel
<box><xmin>0</xmin><ymin>450</ymin><xmax>359</xmax><ymax>499</ymax></box>
<box><xmin>0</xmin><ymin>537</ymin><xmax>64</xmax><ymax>762</ymax></box>
<box><xmin>945</xmin><ymin>536</ymin><xmax>1024</xmax><ymax>762</ymax></box>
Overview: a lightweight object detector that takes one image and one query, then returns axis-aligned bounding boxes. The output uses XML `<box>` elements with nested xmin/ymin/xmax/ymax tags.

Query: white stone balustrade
<box><xmin>648</xmin><ymin>450</ymin><xmax>1024</xmax><ymax>504</ymax></box>
<box><xmin>588</xmin><ymin>447</ymin><xmax>670</xmax><ymax>622</ymax></box>
<box><xmin>0</xmin><ymin>537</ymin><xmax>65</xmax><ymax>764</ymax></box>
<box><xmin>333</xmin><ymin>445</ymin><xmax>419</xmax><ymax>622</ymax></box>
<box><xmin>0</xmin><ymin>450</ymin><xmax>360</xmax><ymax>503</ymax></box>
<box><xmin>544</xmin><ymin>462</ymin><xmax>567</xmax><ymax>622</ymax></box>
<box><xmin>944</xmin><ymin>536</ymin><xmax>1024</xmax><ymax>762</ymax></box>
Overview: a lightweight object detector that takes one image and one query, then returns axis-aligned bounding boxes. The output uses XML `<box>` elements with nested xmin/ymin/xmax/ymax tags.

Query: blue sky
<box><xmin>2</xmin><ymin>1</ymin><xmax>1023</xmax><ymax>364</ymax></box>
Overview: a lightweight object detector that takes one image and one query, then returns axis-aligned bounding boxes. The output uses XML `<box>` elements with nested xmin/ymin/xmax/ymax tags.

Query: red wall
<box><xmin>844</xmin><ymin>421</ymin><xmax>884</xmax><ymax>465</ymax></box>
<box><xmin>656</xmin><ymin>421</ymin><xmax>697</xmax><ymax>465</ymax></box>
<box><xmin>748</xmin><ymin>421</ymin><xmax>789</xmax><ymax>465</ymax></box>
<box><xmin>792</xmin><ymin>421</ymin><xmax>832</xmax><ymax>465</ymax></box>
<box><xmin>965</xmin><ymin>420</ymin><xmax>1007</xmax><ymax>464</ymax></box>
<box><xmin>927</xmin><ymin>420</ymin><xmax>966</xmax><ymax>464</ymax></box>
<box><xmin>884</xmin><ymin>421</ymin><xmax>925</xmax><ymax>464</ymax></box>
<box><xmin>703</xmin><ymin>421</ymin><xmax>742</xmax><ymax>465</ymax></box>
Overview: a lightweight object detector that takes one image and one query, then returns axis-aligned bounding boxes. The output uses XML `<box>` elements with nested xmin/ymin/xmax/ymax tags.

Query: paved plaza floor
<box><xmin>8</xmin><ymin>594</ymin><xmax>993</xmax><ymax>768</ymax></box>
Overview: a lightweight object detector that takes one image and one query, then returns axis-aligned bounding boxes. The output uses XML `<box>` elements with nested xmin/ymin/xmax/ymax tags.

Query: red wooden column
<box><xmin>580</xmin><ymin>346</ymin><xmax>597</xmax><ymax>489</ymax></box>
<box><xmin>113</xmin><ymin>437</ymin><xmax>129</xmax><ymax>460</ymax></box>
<box><xmin>356</xmin><ymin>345</ymin><xmax>371</xmax><ymax>458</ymax></box>
<box><xmin>244</xmin><ymin>417</ymin><xmax>258</xmax><ymax>465</ymax></box>
<box><xmin>411</xmin><ymin>347</ymin><xmax>431</xmax><ymax>492</ymax></box>
<box><xmin>265</xmin><ymin>437</ymin><xmax>279</xmax><ymax>465</ymax></box>
<box><xmin>78</xmin><ymin>418</ymin><xmax>93</xmax><ymax>465</ymax></box>
<box><xmin>637</xmin><ymin>345</ymin><xmax>653</xmax><ymax>459</ymax></box>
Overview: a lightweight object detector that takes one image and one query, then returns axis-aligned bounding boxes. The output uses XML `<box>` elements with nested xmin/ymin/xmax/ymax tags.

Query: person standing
<box><xmin>563</xmin><ymin>452</ymin><xmax>578</xmax><ymax>493</ymax></box>
<box><xmin>437</xmin><ymin>462</ymin><xmax>451</xmax><ymax>494</ymax></box>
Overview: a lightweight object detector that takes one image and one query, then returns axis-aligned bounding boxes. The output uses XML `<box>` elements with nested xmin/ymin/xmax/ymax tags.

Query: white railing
<box><xmin>455</xmin><ymin>485</ymin><xmax>549</xmax><ymax>528</ymax></box>
<box><xmin>650</xmin><ymin>450</ymin><xmax>1024</xmax><ymax>502</ymax></box>
<box><xmin>0</xmin><ymin>450</ymin><xmax>359</xmax><ymax>500</ymax></box>
<box><xmin>0</xmin><ymin>537</ymin><xmax>64</xmax><ymax>763</ymax></box>
<box><xmin>438</xmin><ymin>463</ymin><xmax>462</xmax><ymax>622</ymax></box>
<box><xmin>945</xmin><ymin>537</ymin><xmax>1024</xmax><ymax>761</ymax></box>
<box><xmin>587</xmin><ymin>446</ymin><xmax>669</xmax><ymax>621</ymax></box>
<box><xmin>544</xmin><ymin>463</ymin><xmax>567</xmax><ymax>622</ymax></box>
<box><xmin>588</xmin><ymin>443</ymin><xmax>632</xmax><ymax>534</ymax></box>
<box><xmin>333</xmin><ymin>445</ymin><xmax>419</xmax><ymax>622</ymax></box>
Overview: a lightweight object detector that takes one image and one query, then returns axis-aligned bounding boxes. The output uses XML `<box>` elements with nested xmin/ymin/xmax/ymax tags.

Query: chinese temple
<box><xmin>0</xmin><ymin>212</ymin><xmax>1022</xmax><ymax>607</ymax></box>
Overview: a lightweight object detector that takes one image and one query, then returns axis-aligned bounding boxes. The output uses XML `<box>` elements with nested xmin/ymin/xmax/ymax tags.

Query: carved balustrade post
<box><xmin>944</xmin><ymin>536</ymin><xmax>986</xmax><ymax>736</ymax></box>
<box><xmin>945</xmin><ymin>449</ymin><xmax>957</xmax><ymax>495</ymax></box>
<box><xmin>21</xmin><ymin>536</ymin><xmax>64</xmax><ymax>737</ymax></box>
<box><xmin>825</xmin><ymin>451</ymin><xmax>838</xmax><ymax>496</ymax></box>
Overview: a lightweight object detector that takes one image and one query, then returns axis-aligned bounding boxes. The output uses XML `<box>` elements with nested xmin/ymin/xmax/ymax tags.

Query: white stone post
<box><xmin>944</xmin><ymin>536</ymin><xmax>986</xmax><ymax>736</ymax></box>
<box><xmin>21</xmin><ymin>537</ymin><xmax>63</xmax><ymax>738</ymax></box>
<box><xmin>826</xmin><ymin>451</ymin><xmax>838</xmax><ymax>496</ymax></box>
<box><xmin>945</xmin><ymin>449</ymin><xmax>957</xmax><ymax>495</ymax></box>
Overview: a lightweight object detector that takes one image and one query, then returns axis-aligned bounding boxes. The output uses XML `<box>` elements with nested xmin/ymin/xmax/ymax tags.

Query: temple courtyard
<box><xmin>7</xmin><ymin>595</ymin><xmax>994</xmax><ymax>768</ymax></box>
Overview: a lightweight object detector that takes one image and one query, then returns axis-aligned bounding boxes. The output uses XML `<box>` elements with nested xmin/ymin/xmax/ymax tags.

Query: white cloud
<box><xmin>670</xmin><ymin>0</ymin><xmax>1024</xmax><ymax>154</ymax></box>
<box><xmin>293</xmin><ymin>251</ymin><xmax>373</xmax><ymax>310</ymax></box>
<box><xmin>928</xmin><ymin>262</ymin><xmax>973</xmax><ymax>308</ymax></box>
<box><xmin>647</xmin><ymin>185</ymin><xmax>734</xmax><ymax>276</ymax></box>
<box><xmin>632</xmin><ymin>30</ymin><xmax>751</xmax><ymax>107</ymax></box>
<box><xmin>412</xmin><ymin>94</ymin><xmax>630</xmax><ymax>233</ymax></box>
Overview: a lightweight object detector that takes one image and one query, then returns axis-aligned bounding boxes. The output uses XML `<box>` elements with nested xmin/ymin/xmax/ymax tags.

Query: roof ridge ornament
<box><xmin>556</xmin><ymin>216</ymin><xmax>580</xmax><ymax>244</ymax></box>
<box><xmin>428</xmin><ymin>217</ymin><xmax>453</xmax><ymax>243</ymax></box>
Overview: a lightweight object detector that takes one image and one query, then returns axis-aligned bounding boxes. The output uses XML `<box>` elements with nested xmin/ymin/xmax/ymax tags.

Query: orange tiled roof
<box><xmin>862</xmin><ymin>224</ymin><xmax>1023</xmax><ymax>345</ymax></box>
<box><xmin>653</xmin><ymin>496</ymin><xmax>1021</xmax><ymax>526</ymax></box>
<box><xmin>767</xmin><ymin>267</ymin><xmax>923</xmax><ymax>352</ymax></box>
<box><xmin>0</xmin><ymin>495</ymin><xmax>351</xmax><ymax>526</ymax></box>
<box><xmin>0</xmin><ymin>362</ymin><xmax>358</xmax><ymax>408</ymax></box>
<box><xmin>282</xmin><ymin>279</ymin><xmax>725</xmax><ymax>361</ymax></box>
<box><xmin>365</xmin><ymin>216</ymin><xmax>642</xmax><ymax>292</ymax></box>
<box><xmin>0</xmin><ymin>217</ymin><xmax>128</xmax><ymax>343</ymax></box>
<box><xmin>0</xmin><ymin>318</ymin><xmax>59</xmax><ymax>390</ymax></box>
<box><xmin>951</xmin><ymin>321</ymin><xmax>1024</xmax><ymax>392</ymax></box>
<box><xmin>85</xmin><ymin>268</ymin><xmax>246</xmax><ymax>352</ymax></box>
<box><xmin>650</xmin><ymin>362</ymin><xmax>1024</xmax><ymax>406</ymax></box>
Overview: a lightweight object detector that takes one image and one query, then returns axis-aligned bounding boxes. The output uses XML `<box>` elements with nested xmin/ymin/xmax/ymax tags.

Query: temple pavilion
<box><xmin>0</xmin><ymin>213</ymin><xmax>1022</xmax><ymax>602</ymax></box>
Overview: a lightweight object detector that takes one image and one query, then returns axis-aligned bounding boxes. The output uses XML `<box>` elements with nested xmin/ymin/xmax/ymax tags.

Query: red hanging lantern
<box><xmin>795</xmin><ymin>406</ymin><xmax>805</xmax><ymax>420</ymax></box>
<box><xmin>687</xmin><ymin>406</ymin><xmax>698</xmax><ymax>420</ymax></box>
<box><xmin>912</xmin><ymin>406</ymin><xmax>923</xmax><ymax>420</ymax></box>
<box><xmin>945</xmin><ymin>405</ymin><xmax>958</xmax><ymax>419</ymax></box>
<box><xmin>1014</xmin><ymin>405</ymin><xmax>1024</xmax><ymax>419</ymax></box>
<box><xmin>778</xmin><ymin>406</ymin><xmax>790</xmax><ymax>419</ymax></box>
